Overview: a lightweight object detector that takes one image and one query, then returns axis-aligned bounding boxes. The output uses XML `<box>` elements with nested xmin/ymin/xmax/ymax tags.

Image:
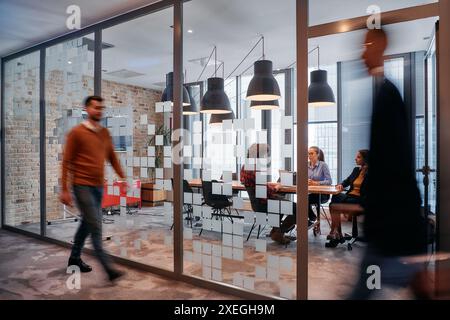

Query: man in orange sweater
<box><xmin>60</xmin><ymin>95</ymin><xmax>126</xmax><ymax>282</ymax></box>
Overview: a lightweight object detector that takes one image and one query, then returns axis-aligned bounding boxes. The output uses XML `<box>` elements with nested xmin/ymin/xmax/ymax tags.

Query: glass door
<box><xmin>417</xmin><ymin>24</ymin><xmax>438</xmax><ymax>221</ymax></box>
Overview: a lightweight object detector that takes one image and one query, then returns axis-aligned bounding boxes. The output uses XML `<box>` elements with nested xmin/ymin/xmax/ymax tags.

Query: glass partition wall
<box><xmin>1</xmin><ymin>0</ymin><xmax>445</xmax><ymax>300</ymax></box>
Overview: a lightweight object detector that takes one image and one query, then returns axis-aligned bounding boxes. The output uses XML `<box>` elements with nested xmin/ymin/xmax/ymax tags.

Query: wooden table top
<box><xmin>188</xmin><ymin>179</ymin><xmax>341</xmax><ymax>195</ymax></box>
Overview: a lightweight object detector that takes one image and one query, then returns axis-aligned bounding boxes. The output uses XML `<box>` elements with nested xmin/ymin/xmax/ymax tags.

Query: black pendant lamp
<box><xmin>161</xmin><ymin>72</ymin><xmax>191</xmax><ymax>107</ymax></box>
<box><xmin>250</xmin><ymin>99</ymin><xmax>279</xmax><ymax>110</ymax></box>
<box><xmin>183</xmin><ymin>85</ymin><xmax>198</xmax><ymax>115</ymax></box>
<box><xmin>308</xmin><ymin>46</ymin><xmax>335</xmax><ymax>107</ymax></box>
<box><xmin>200</xmin><ymin>46</ymin><xmax>232</xmax><ymax>114</ymax></box>
<box><xmin>209</xmin><ymin>109</ymin><xmax>235</xmax><ymax>126</ymax></box>
<box><xmin>246</xmin><ymin>36</ymin><xmax>280</xmax><ymax>102</ymax></box>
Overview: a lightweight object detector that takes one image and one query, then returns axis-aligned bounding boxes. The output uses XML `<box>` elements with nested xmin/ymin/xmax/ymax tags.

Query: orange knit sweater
<box><xmin>61</xmin><ymin>123</ymin><xmax>125</xmax><ymax>191</ymax></box>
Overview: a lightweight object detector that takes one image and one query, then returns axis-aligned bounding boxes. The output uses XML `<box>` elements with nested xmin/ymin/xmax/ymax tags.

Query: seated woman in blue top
<box><xmin>308</xmin><ymin>146</ymin><xmax>332</xmax><ymax>227</ymax></box>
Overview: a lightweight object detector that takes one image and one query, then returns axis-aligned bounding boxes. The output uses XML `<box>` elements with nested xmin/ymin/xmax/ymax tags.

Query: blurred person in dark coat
<box><xmin>348</xmin><ymin>28</ymin><xmax>427</xmax><ymax>299</ymax></box>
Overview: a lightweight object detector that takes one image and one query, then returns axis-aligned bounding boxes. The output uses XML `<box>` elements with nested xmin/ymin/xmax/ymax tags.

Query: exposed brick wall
<box><xmin>6</xmin><ymin>68</ymin><xmax>163</xmax><ymax>225</ymax></box>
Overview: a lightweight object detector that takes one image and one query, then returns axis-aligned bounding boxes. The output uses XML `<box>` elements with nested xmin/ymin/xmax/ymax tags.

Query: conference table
<box><xmin>188</xmin><ymin>178</ymin><xmax>341</xmax><ymax>236</ymax></box>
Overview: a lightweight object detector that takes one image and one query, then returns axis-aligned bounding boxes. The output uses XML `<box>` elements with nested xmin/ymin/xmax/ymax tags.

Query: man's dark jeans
<box><xmin>70</xmin><ymin>185</ymin><xmax>113</xmax><ymax>274</ymax></box>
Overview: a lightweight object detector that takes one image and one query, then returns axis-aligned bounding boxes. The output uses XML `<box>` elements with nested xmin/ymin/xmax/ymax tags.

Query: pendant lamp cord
<box><xmin>225</xmin><ymin>35</ymin><xmax>264</xmax><ymax>80</ymax></box>
<box><xmin>196</xmin><ymin>45</ymin><xmax>216</xmax><ymax>82</ymax></box>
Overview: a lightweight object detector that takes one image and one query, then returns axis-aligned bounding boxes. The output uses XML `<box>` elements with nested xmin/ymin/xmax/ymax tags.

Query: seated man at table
<box><xmin>325</xmin><ymin>149</ymin><xmax>369</xmax><ymax>247</ymax></box>
<box><xmin>240</xmin><ymin>143</ymin><xmax>296</xmax><ymax>245</ymax></box>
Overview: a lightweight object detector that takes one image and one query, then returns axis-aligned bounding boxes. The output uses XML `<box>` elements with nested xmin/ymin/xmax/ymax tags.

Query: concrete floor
<box><xmin>0</xmin><ymin>229</ymin><xmax>238</xmax><ymax>300</ymax></box>
<box><xmin>6</xmin><ymin>205</ymin><xmax>419</xmax><ymax>300</ymax></box>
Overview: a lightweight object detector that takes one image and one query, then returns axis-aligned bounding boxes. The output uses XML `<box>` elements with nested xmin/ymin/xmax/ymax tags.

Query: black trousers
<box><xmin>331</xmin><ymin>193</ymin><xmax>360</xmax><ymax>205</ymax></box>
<box><xmin>308</xmin><ymin>193</ymin><xmax>330</xmax><ymax>221</ymax></box>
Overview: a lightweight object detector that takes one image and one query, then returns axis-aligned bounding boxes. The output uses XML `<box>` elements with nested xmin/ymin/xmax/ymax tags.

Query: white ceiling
<box><xmin>1</xmin><ymin>0</ymin><xmax>438</xmax><ymax>90</ymax></box>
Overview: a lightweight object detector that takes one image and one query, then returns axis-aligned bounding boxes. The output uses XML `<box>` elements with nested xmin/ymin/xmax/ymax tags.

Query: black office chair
<box><xmin>170</xmin><ymin>179</ymin><xmax>197</xmax><ymax>230</ymax></box>
<box><xmin>199</xmin><ymin>180</ymin><xmax>233</xmax><ymax>236</ymax></box>
<box><xmin>244</xmin><ymin>185</ymin><xmax>267</xmax><ymax>241</ymax></box>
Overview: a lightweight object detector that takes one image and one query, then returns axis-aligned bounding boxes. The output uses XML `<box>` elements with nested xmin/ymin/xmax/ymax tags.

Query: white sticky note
<box><xmin>222</xmin><ymin>183</ymin><xmax>232</xmax><ymax>196</ymax></box>
<box><xmin>223</xmin><ymin>119</ymin><xmax>233</xmax><ymax>131</ymax></box>
<box><xmin>202</xmin><ymin>242</ymin><xmax>212</xmax><ymax>255</ymax></box>
<box><xmin>184</xmin><ymin>228</ymin><xmax>193</xmax><ymax>240</ymax></box>
<box><xmin>243</xmin><ymin>277</ymin><xmax>255</xmax><ymax>291</ymax></box>
<box><xmin>256</xmin><ymin>171</ymin><xmax>267</xmax><ymax>185</ymax></box>
<box><xmin>211</xmin><ymin>219</ymin><xmax>221</xmax><ymax>232</ymax></box>
<box><xmin>107</xmin><ymin>185</ymin><xmax>113</xmax><ymax>195</ymax></box>
<box><xmin>156</xmin><ymin>135</ymin><xmax>164</xmax><ymax>146</ymax></box>
<box><xmin>120</xmin><ymin>206</ymin><xmax>126</xmax><ymax>216</ymax></box>
<box><xmin>281</xmin><ymin>116</ymin><xmax>293</xmax><ymax>129</ymax></box>
<box><xmin>256</xmin><ymin>266</ymin><xmax>266</xmax><ymax>279</ymax></box>
<box><xmin>255</xmin><ymin>239</ymin><xmax>267</xmax><ymax>252</ymax></box>
<box><xmin>233</xmin><ymin>197</ymin><xmax>243</xmax><ymax>210</ymax></box>
<box><xmin>147</xmin><ymin>157</ymin><xmax>155</xmax><ymax>168</ymax></box>
<box><xmin>281</xmin><ymin>201</ymin><xmax>293</xmax><ymax>215</ymax></box>
<box><xmin>256</xmin><ymin>185</ymin><xmax>267</xmax><ymax>199</ymax></box>
<box><xmin>193</xmin><ymin>240</ymin><xmax>202</xmax><ymax>253</ymax></box>
<box><xmin>233</xmin><ymin>119</ymin><xmax>244</xmax><ymax>130</ymax></box>
<box><xmin>164</xmin><ymin>157</ymin><xmax>172</xmax><ymax>168</ymax></box>
<box><xmin>113</xmin><ymin>235</ymin><xmax>121</xmax><ymax>246</ymax></box>
<box><xmin>163</xmin><ymin>101</ymin><xmax>172</xmax><ymax>113</ymax></box>
<box><xmin>126</xmin><ymin>167</ymin><xmax>133</xmax><ymax>177</ymax></box>
<box><xmin>193</xmin><ymin>121</ymin><xmax>202</xmax><ymax>133</ymax></box>
<box><xmin>156</xmin><ymin>168</ymin><xmax>164</xmax><ymax>179</ymax></box>
<box><xmin>281</xmin><ymin>172</ymin><xmax>294</xmax><ymax>186</ymax></box>
<box><xmin>192</xmin><ymin>193</ymin><xmax>202</xmax><ymax>206</ymax></box>
<box><xmin>212</xmin><ymin>269</ymin><xmax>222</xmax><ymax>282</ymax></box>
<box><xmin>212</xmin><ymin>244</ymin><xmax>222</xmax><ymax>257</ymax></box>
<box><xmin>147</xmin><ymin>146</ymin><xmax>155</xmax><ymax>157</ymax></box>
<box><xmin>267</xmin><ymin>267</ymin><xmax>280</xmax><ymax>282</ymax></box>
<box><xmin>256</xmin><ymin>158</ymin><xmax>269</xmax><ymax>171</ymax></box>
<box><xmin>233</xmin><ymin>235</ymin><xmax>243</xmax><ymax>249</ymax></box>
<box><xmin>233</xmin><ymin>248</ymin><xmax>244</xmax><ymax>261</ymax></box>
<box><xmin>223</xmin><ymin>234</ymin><xmax>233</xmax><ymax>247</ymax></box>
<box><xmin>140</xmin><ymin>114</ymin><xmax>147</xmax><ymax>125</ymax></box>
<box><xmin>134</xmin><ymin>239</ymin><xmax>141</xmax><ymax>251</ymax></box>
<box><xmin>140</xmin><ymin>157</ymin><xmax>148</xmax><ymax>167</ymax></box>
<box><xmin>184</xmin><ymin>250</ymin><xmax>193</xmax><ymax>262</ymax></box>
<box><xmin>268</xmin><ymin>214</ymin><xmax>280</xmax><ymax>227</ymax></box>
<box><xmin>256</xmin><ymin>130</ymin><xmax>267</xmax><ymax>144</ymax></box>
<box><xmin>268</xmin><ymin>200</ymin><xmax>280</xmax><ymax>213</ymax></box>
<box><xmin>193</xmin><ymin>252</ymin><xmax>202</xmax><ymax>264</ymax></box>
<box><xmin>147</xmin><ymin>124</ymin><xmax>155</xmax><ymax>135</ymax></box>
<box><xmin>202</xmin><ymin>266</ymin><xmax>212</xmax><ymax>280</ymax></box>
<box><xmin>120</xmin><ymin>197</ymin><xmax>127</xmax><ymax>207</ymax></box>
<box><xmin>193</xmin><ymin>133</ymin><xmax>202</xmax><ymax>145</ymax></box>
<box><xmin>244</xmin><ymin>212</ymin><xmax>254</xmax><ymax>224</ymax></box>
<box><xmin>245</xmin><ymin>118</ymin><xmax>255</xmax><ymax>130</ymax></box>
<box><xmin>120</xmin><ymin>248</ymin><xmax>127</xmax><ymax>257</ymax></box>
<box><xmin>212</xmin><ymin>256</ymin><xmax>222</xmax><ymax>270</ymax></box>
<box><xmin>267</xmin><ymin>254</ymin><xmax>279</xmax><ymax>269</ymax></box>
<box><xmin>280</xmin><ymin>256</ymin><xmax>294</xmax><ymax>272</ymax></box>
<box><xmin>133</xmin><ymin>157</ymin><xmax>140</xmax><ymax>167</ymax></box>
<box><xmin>155</xmin><ymin>102</ymin><xmax>164</xmax><ymax>113</ymax></box>
<box><xmin>164</xmin><ymin>179</ymin><xmax>172</xmax><ymax>191</ymax></box>
<box><xmin>183</xmin><ymin>145</ymin><xmax>192</xmax><ymax>157</ymax></box>
<box><xmin>223</xmin><ymin>221</ymin><xmax>233</xmax><ymax>234</ymax></box>
<box><xmin>232</xmin><ymin>222</ymin><xmax>244</xmax><ymax>236</ymax></box>
<box><xmin>184</xmin><ymin>169</ymin><xmax>193</xmax><ymax>181</ymax></box>
<box><xmin>233</xmin><ymin>273</ymin><xmax>243</xmax><ymax>287</ymax></box>
<box><xmin>202</xmin><ymin>218</ymin><xmax>212</xmax><ymax>229</ymax></box>
<box><xmin>140</xmin><ymin>167</ymin><xmax>148</xmax><ymax>178</ymax></box>
<box><xmin>222</xmin><ymin>246</ymin><xmax>233</xmax><ymax>259</ymax></box>
<box><xmin>212</xmin><ymin>182</ymin><xmax>222</xmax><ymax>195</ymax></box>
<box><xmin>255</xmin><ymin>212</ymin><xmax>266</xmax><ymax>225</ymax></box>
<box><xmin>202</xmin><ymin>206</ymin><xmax>212</xmax><ymax>219</ymax></box>
<box><xmin>164</xmin><ymin>146</ymin><xmax>171</xmax><ymax>157</ymax></box>
<box><xmin>113</xmin><ymin>186</ymin><xmax>120</xmax><ymax>196</ymax></box>
<box><xmin>193</xmin><ymin>205</ymin><xmax>202</xmax><ymax>217</ymax></box>
<box><xmin>202</xmin><ymin>254</ymin><xmax>212</xmax><ymax>267</ymax></box>
<box><xmin>222</xmin><ymin>171</ymin><xmax>232</xmax><ymax>183</ymax></box>
<box><xmin>164</xmin><ymin>235</ymin><xmax>173</xmax><ymax>246</ymax></box>
<box><xmin>203</xmin><ymin>170</ymin><xmax>211</xmax><ymax>181</ymax></box>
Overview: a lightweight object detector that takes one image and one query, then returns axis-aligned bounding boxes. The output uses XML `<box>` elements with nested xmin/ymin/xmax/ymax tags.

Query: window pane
<box><xmin>4</xmin><ymin>52</ymin><xmax>41</xmax><ymax>232</ymax></box>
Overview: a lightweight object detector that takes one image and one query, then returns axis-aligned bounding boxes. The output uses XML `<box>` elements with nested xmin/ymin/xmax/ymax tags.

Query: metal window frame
<box><xmin>0</xmin><ymin>0</ymin><xmax>447</xmax><ymax>301</ymax></box>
